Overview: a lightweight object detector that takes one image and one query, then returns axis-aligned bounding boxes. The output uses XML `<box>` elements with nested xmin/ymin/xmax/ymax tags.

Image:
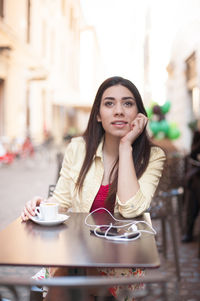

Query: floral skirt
<box><xmin>98</xmin><ymin>267</ymin><xmax>145</xmax><ymax>301</ymax></box>
<box><xmin>32</xmin><ymin>267</ymin><xmax>145</xmax><ymax>301</ymax></box>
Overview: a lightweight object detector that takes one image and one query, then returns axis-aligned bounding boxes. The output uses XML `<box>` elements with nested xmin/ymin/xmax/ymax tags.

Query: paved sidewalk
<box><xmin>147</xmin><ymin>217</ymin><xmax>200</xmax><ymax>300</ymax></box>
<box><xmin>0</xmin><ymin>151</ymin><xmax>58</xmax><ymax>299</ymax></box>
<box><xmin>0</xmin><ymin>151</ymin><xmax>58</xmax><ymax>231</ymax></box>
<box><xmin>0</xmin><ymin>153</ymin><xmax>199</xmax><ymax>300</ymax></box>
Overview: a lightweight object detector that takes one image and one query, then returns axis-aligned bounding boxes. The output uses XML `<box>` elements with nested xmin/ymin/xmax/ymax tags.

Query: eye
<box><xmin>124</xmin><ymin>101</ymin><xmax>135</xmax><ymax>107</ymax></box>
<box><xmin>104</xmin><ymin>101</ymin><xmax>114</xmax><ymax>107</ymax></box>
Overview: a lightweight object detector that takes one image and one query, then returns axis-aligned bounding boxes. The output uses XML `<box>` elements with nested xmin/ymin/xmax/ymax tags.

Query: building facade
<box><xmin>143</xmin><ymin>0</ymin><xmax>200</xmax><ymax>152</ymax></box>
<box><xmin>0</xmin><ymin>0</ymin><xmax>81</xmax><ymax>146</ymax></box>
<box><xmin>166</xmin><ymin>4</ymin><xmax>200</xmax><ymax>152</ymax></box>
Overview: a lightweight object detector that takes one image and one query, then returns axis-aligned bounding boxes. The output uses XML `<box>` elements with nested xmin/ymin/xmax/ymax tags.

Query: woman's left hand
<box><xmin>120</xmin><ymin>113</ymin><xmax>148</xmax><ymax>145</ymax></box>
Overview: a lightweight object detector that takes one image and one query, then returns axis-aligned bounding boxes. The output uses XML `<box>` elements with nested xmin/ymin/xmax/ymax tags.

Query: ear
<box><xmin>97</xmin><ymin>113</ymin><xmax>101</xmax><ymax>122</ymax></box>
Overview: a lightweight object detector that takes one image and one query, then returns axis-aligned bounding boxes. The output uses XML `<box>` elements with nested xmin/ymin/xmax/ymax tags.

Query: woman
<box><xmin>22</xmin><ymin>76</ymin><xmax>166</xmax><ymax>300</ymax></box>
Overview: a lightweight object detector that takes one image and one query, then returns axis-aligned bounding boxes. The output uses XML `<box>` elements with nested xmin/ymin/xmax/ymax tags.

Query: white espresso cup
<box><xmin>35</xmin><ymin>203</ymin><xmax>59</xmax><ymax>221</ymax></box>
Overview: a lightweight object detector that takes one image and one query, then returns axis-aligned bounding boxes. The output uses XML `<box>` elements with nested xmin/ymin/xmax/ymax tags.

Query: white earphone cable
<box><xmin>84</xmin><ymin>207</ymin><xmax>156</xmax><ymax>241</ymax></box>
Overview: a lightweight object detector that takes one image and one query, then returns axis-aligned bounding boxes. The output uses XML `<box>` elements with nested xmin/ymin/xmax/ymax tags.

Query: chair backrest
<box><xmin>155</xmin><ymin>153</ymin><xmax>186</xmax><ymax>196</ymax></box>
<box><xmin>0</xmin><ymin>274</ymin><xmax>176</xmax><ymax>301</ymax></box>
<box><xmin>150</xmin><ymin>153</ymin><xmax>186</xmax><ymax>219</ymax></box>
<box><xmin>48</xmin><ymin>184</ymin><xmax>56</xmax><ymax>197</ymax></box>
<box><xmin>167</xmin><ymin>155</ymin><xmax>186</xmax><ymax>189</ymax></box>
<box><xmin>56</xmin><ymin>152</ymin><xmax>64</xmax><ymax>181</ymax></box>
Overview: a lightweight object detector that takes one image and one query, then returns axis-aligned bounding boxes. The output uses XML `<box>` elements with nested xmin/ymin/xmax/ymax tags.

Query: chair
<box><xmin>0</xmin><ymin>273</ymin><xmax>178</xmax><ymax>301</ymax></box>
<box><xmin>48</xmin><ymin>184</ymin><xmax>56</xmax><ymax>198</ymax></box>
<box><xmin>149</xmin><ymin>154</ymin><xmax>186</xmax><ymax>281</ymax></box>
<box><xmin>56</xmin><ymin>152</ymin><xmax>64</xmax><ymax>182</ymax></box>
<box><xmin>48</xmin><ymin>149</ymin><xmax>63</xmax><ymax>196</ymax></box>
<box><xmin>46</xmin><ymin>152</ymin><xmax>63</xmax><ymax>198</ymax></box>
<box><xmin>160</xmin><ymin>154</ymin><xmax>185</xmax><ymax>231</ymax></box>
<box><xmin>150</xmin><ymin>192</ymin><xmax>181</xmax><ymax>280</ymax></box>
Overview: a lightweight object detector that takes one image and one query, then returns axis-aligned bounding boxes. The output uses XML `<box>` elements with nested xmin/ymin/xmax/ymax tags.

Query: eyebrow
<box><xmin>103</xmin><ymin>96</ymin><xmax>135</xmax><ymax>101</ymax></box>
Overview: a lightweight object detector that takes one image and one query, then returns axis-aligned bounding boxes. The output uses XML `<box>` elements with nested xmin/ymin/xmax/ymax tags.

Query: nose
<box><xmin>113</xmin><ymin>103</ymin><xmax>124</xmax><ymax>116</ymax></box>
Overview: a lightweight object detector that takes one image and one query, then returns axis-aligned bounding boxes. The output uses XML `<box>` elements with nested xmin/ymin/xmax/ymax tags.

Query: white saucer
<box><xmin>30</xmin><ymin>214</ymin><xmax>70</xmax><ymax>226</ymax></box>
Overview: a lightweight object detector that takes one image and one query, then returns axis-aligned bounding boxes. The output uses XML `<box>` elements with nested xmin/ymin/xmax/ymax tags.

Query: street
<box><xmin>0</xmin><ymin>150</ymin><xmax>58</xmax><ymax>231</ymax></box>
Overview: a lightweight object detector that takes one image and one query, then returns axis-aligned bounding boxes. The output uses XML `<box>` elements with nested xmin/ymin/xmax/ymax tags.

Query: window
<box><xmin>0</xmin><ymin>0</ymin><xmax>4</xmax><ymax>18</ymax></box>
<box><xmin>27</xmin><ymin>0</ymin><xmax>31</xmax><ymax>43</ymax></box>
<box><xmin>192</xmin><ymin>87</ymin><xmax>200</xmax><ymax>119</ymax></box>
<box><xmin>69</xmin><ymin>6</ymin><xmax>74</xmax><ymax>30</ymax></box>
<box><xmin>61</xmin><ymin>0</ymin><xmax>65</xmax><ymax>16</ymax></box>
<box><xmin>185</xmin><ymin>52</ymin><xmax>197</xmax><ymax>90</ymax></box>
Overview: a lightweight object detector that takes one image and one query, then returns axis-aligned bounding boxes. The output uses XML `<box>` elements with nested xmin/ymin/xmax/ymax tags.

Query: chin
<box><xmin>105</xmin><ymin>129</ymin><xmax>129</xmax><ymax>139</ymax></box>
<box><xmin>110</xmin><ymin>132</ymin><xmax>128</xmax><ymax>139</ymax></box>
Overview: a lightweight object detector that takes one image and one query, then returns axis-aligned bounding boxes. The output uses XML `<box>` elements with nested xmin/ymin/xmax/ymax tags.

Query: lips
<box><xmin>111</xmin><ymin>121</ymin><xmax>128</xmax><ymax>129</ymax></box>
<box><xmin>111</xmin><ymin>121</ymin><xmax>128</xmax><ymax>125</ymax></box>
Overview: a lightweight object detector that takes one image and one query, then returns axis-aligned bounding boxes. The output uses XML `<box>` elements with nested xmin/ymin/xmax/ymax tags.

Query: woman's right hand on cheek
<box><xmin>120</xmin><ymin>113</ymin><xmax>148</xmax><ymax>145</ymax></box>
<box><xmin>21</xmin><ymin>196</ymin><xmax>44</xmax><ymax>221</ymax></box>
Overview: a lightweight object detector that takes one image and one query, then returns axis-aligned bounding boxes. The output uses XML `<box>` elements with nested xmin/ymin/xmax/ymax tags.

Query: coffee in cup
<box><xmin>35</xmin><ymin>202</ymin><xmax>58</xmax><ymax>221</ymax></box>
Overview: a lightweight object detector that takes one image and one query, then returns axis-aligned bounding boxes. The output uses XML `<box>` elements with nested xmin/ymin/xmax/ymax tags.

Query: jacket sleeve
<box><xmin>116</xmin><ymin>147</ymin><xmax>166</xmax><ymax>218</ymax></box>
<box><xmin>53</xmin><ymin>142</ymin><xmax>74</xmax><ymax>210</ymax></box>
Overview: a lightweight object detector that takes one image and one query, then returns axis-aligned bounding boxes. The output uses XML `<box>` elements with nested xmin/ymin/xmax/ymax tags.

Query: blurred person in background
<box><xmin>0</xmin><ymin>137</ymin><xmax>15</xmax><ymax>164</ymax></box>
<box><xmin>182</xmin><ymin>120</ymin><xmax>200</xmax><ymax>243</ymax></box>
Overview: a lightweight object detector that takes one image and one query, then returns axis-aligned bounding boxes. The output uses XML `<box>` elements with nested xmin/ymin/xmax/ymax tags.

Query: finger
<box><xmin>131</xmin><ymin>118</ymin><xmax>145</xmax><ymax>134</ymax></box>
<box><xmin>136</xmin><ymin>116</ymin><xmax>148</xmax><ymax>130</ymax></box>
<box><xmin>24</xmin><ymin>206</ymin><xmax>34</xmax><ymax>219</ymax></box>
<box><xmin>30</xmin><ymin>199</ymin><xmax>37</xmax><ymax>213</ymax></box>
<box><xmin>132</xmin><ymin>118</ymin><xmax>141</xmax><ymax>131</ymax></box>
<box><xmin>26</xmin><ymin>202</ymin><xmax>35</xmax><ymax>216</ymax></box>
<box><xmin>33</xmin><ymin>196</ymin><xmax>44</xmax><ymax>207</ymax></box>
<box><xmin>30</xmin><ymin>197</ymin><xmax>43</xmax><ymax>214</ymax></box>
<box><xmin>137</xmin><ymin>113</ymin><xmax>148</xmax><ymax>123</ymax></box>
<box><xmin>138</xmin><ymin>117</ymin><xmax>146</xmax><ymax>130</ymax></box>
<box><xmin>21</xmin><ymin>211</ymin><xmax>28</xmax><ymax>221</ymax></box>
<box><xmin>21</xmin><ymin>209</ymin><xmax>29</xmax><ymax>221</ymax></box>
<box><xmin>137</xmin><ymin>113</ymin><xmax>147</xmax><ymax>119</ymax></box>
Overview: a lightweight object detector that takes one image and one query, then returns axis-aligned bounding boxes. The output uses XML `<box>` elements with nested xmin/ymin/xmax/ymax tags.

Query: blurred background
<box><xmin>0</xmin><ymin>2</ymin><xmax>200</xmax><ymax>299</ymax></box>
<box><xmin>0</xmin><ymin>0</ymin><xmax>200</xmax><ymax>157</ymax></box>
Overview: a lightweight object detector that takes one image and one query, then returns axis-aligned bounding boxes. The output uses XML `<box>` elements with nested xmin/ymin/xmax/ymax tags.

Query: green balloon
<box><xmin>159</xmin><ymin>119</ymin><xmax>169</xmax><ymax>134</ymax></box>
<box><xmin>161</xmin><ymin>101</ymin><xmax>171</xmax><ymax>114</ymax></box>
<box><xmin>149</xmin><ymin>121</ymin><xmax>160</xmax><ymax>135</ymax></box>
<box><xmin>167</xmin><ymin>126</ymin><xmax>181</xmax><ymax>140</ymax></box>
<box><xmin>146</xmin><ymin>107</ymin><xmax>153</xmax><ymax>119</ymax></box>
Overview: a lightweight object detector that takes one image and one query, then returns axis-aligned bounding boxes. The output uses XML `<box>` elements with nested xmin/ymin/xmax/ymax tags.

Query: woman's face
<box><xmin>97</xmin><ymin>85</ymin><xmax>139</xmax><ymax>139</ymax></box>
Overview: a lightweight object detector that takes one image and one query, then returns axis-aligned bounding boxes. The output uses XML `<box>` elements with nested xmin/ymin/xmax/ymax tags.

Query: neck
<box><xmin>103</xmin><ymin>134</ymin><xmax>120</xmax><ymax>159</ymax></box>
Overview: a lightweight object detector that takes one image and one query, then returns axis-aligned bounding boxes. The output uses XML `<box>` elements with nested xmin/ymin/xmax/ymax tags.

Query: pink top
<box><xmin>90</xmin><ymin>184</ymin><xmax>109</xmax><ymax>213</ymax></box>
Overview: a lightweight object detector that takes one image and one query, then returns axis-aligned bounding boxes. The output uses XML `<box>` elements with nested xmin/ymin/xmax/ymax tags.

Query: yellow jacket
<box><xmin>53</xmin><ymin>136</ymin><xmax>166</xmax><ymax>218</ymax></box>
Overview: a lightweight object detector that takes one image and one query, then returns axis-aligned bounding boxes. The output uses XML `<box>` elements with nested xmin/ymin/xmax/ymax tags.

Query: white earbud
<box><xmin>130</xmin><ymin>224</ymin><xmax>138</xmax><ymax>232</ymax></box>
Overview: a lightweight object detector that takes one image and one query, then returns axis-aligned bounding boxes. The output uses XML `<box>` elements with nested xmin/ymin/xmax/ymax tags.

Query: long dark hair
<box><xmin>76</xmin><ymin>76</ymin><xmax>152</xmax><ymax>212</ymax></box>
